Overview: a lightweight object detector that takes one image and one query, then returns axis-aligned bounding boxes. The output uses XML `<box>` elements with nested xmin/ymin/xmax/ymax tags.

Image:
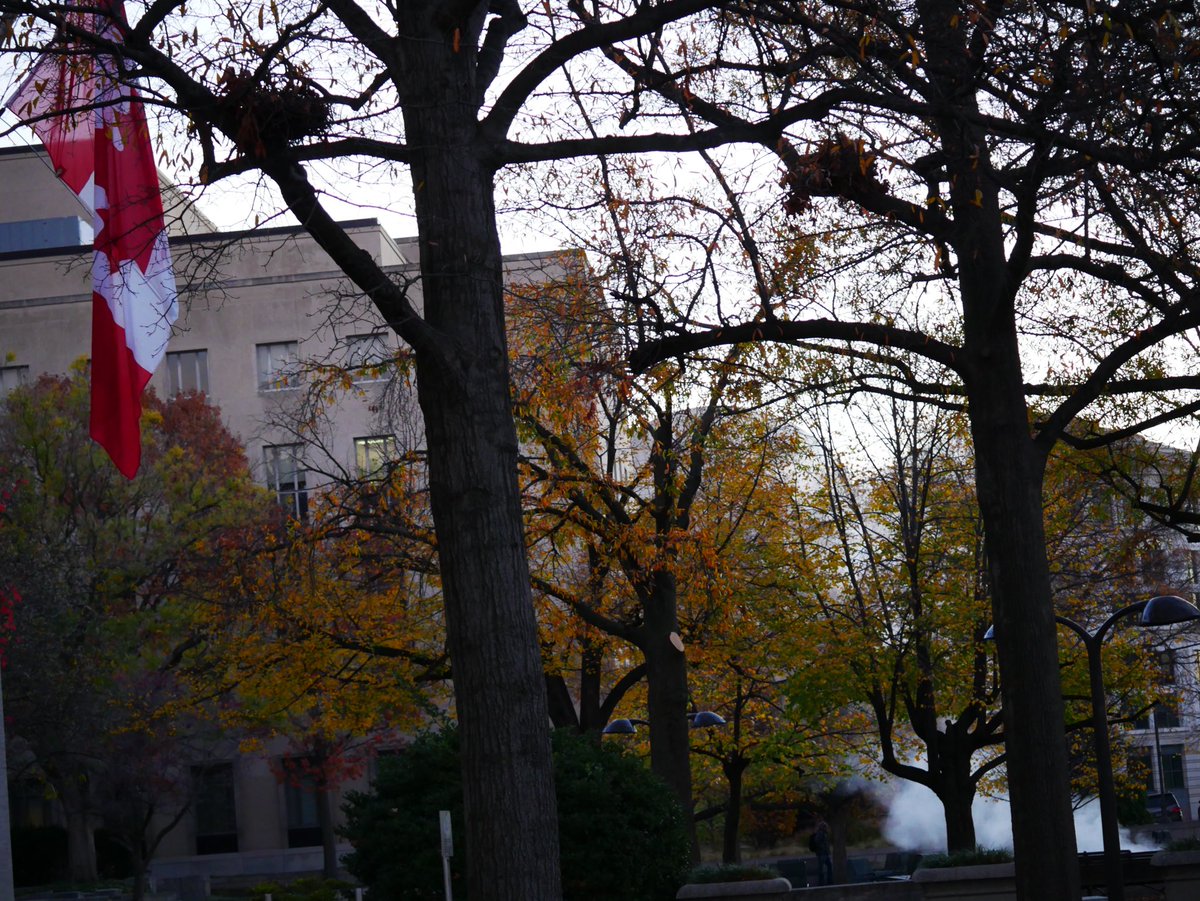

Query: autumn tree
<box><xmin>615</xmin><ymin>2</ymin><xmax>1200</xmax><ymax>895</ymax></box>
<box><xmin>0</xmin><ymin>371</ymin><xmax>267</xmax><ymax>893</ymax></box>
<box><xmin>506</xmin><ymin>262</ymin><xmax>831</xmax><ymax>856</ymax></box>
<box><xmin>788</xmin><ymin>400</ymin><xmax>1005</xmax><ymax>852</ymax></box>
<box><xmin>10</xmin><ymin>3</ymin><xmax>1198</xmax><ymax>895</ymax></box>
<box><xmin>182</xmin><ymin>483</ymin><xmax>450</xmax><ymax>878</ymax></box>
<box><xmin>789</xmin><ymin>397</ymin><xmax>1194</xmax><ymax>852</ymax></box>
<box><xmin>0</xmin><ymin>2</ymin><xmax>870</xmax><ymax>889</ymax></box>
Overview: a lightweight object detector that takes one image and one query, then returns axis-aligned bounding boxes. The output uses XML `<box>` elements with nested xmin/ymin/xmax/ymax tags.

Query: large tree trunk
<box><xmin>641</xmin><ymin>572</ymin><xmax>697</xmax><ymax>860</ymax></box>
<box><xmin>955</xmin><ymin>161</ymin><xmax>1078</xmax><ymax>899</ymax></box>
<box><xmin>391</xmin><ymin>7</ymin><xmax>562</xmax><ymax>898</ymax></box>
<box><xmin>0</xmin><ymin>672</ymin><xmax>12</xmax><ymax>899</ymax></box>
<box><xmin>130</xmin><ymin>846</ymin><xmax>148</xmax><ymax>901</ymax></box>
<box><xmin>63</xmin><ymin>801</ymin><xmax>98</xmax><ymax>883</ymax></box>
<box><xmin>938</xmin><ymin>781</ymin><xmax>977</xmax><ymax>853</ymax></box>
<box><xmin>970</xmin><ymin>401</ymin><xmax>1076</xmax><ymax>893</ymax></box>
<box><xmin>721</xmin><ymin>758</ymin><xmax>747</xmax><ymax>864</ymax></box>
<box><xmin>317</xmin><ymin>785</ymin><xmax>338</xmax><ymax>879</ymax></box>
<box><xmin>936</xmin><ymin>722</ymin><xmax>978</xmax><ymax>852</ymax></box>
<box><xmin>915</xmin><ymin>0</ymin><xmax>1080</xmax><ymax>894</ymax></box>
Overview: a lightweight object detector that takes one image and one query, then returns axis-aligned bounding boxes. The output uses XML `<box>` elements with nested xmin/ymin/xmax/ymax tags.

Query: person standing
<box><xmin>809</xmin><ymin>820</ymin><xmax>833</xmax><ymax>886</ymax></box>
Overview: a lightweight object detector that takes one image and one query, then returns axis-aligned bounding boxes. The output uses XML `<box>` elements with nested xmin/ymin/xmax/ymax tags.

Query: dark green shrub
<box><xmin>917</xmin><ymin>846</ymin><xmax>1013</xmax><ymax>869</ymax></box>
<box><xmin>247</xmin><ymin>876</ymin><xmax>357</xmax><ymax>900</ymax></box>
<box><xmin>11</xmin><ymin>825</ymin><xmax>67</xmax><ymax>886</ymax></box>
<box><xmin>340</xmin><ymin>729</ymin><xmax>465</xmax><ymax>901</ymax></box>
<box><xmin>1117</xmin><ymin>793</ymin><xmax>1152</xmax><ymax>826</ymax></box>
<box><xmin>341</xmin><ymin>727</ymin><xmax>691</xmax><ymax>900</ymax></box>
<box><xmin>686</xmin><ymin>864</ymin><xmax>779</xmax><ymax>884</ymax></box>
<box><xmin>1165</xmin><ymin>837</ymin><xmax>1200</xmax><ymax>851</ymax></box>
<box><xmin>554</xmin><ymin>728</ymin><xmax>691</xmax><ymax>900</ymax></box>
<box><xmin>94</xmin><ymin>829</ymin><xmax>133</xmax><ymax>879</ymax></box>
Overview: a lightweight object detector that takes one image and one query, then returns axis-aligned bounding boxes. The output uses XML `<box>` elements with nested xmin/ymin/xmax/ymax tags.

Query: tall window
<box><xmin>165</xmin><ymin>349</ymin><xmax>209</xmax><ymax>395</ymax></box>
<box><xmin>282</xmin><ymin>758</ymin><xmax>323</xmax><ymax>848</ymax></box>
<box><xmin>256</xmin><ymin>341</ymin><xmax>300</xmax><ymax>391</ymax></box>
<box><xmin>1156</xmin><ymin>703</ymin><xmax>1181</xmax><ymax>729</ymax></box>
<box><xmin>344</xmin><ymin>333</ymin><xmax>390</xmax><ymax>383</ymax></box>
<box><xmin>1157</xmin><ymin>649</ymin><xmax>1177</xmax><ymax>684</ymax></box>
<box><xmin>193</xmin><ymin>762</ymin><xmax>238</xmax><ymax>855</ymax></box>
<box><xmin>1160</xmin><ymin>744</ymin><xmax>1186</xmax><ymax>792</ymax></box>
<box><xmin>355</xmin><ymin>435</ymin><xmax>397</xmax><ymax>477</ymax></box>
<box><xmin>1134</xmin><ymin>751</ymin><xmax>1154</xmax><ymax>790</ymax></box>
<box><xmin>264</xmin><ymin>444</ymin><xmax>308</xmax><ymax>519</ymax></box>
<box><xmin>0</xmin><ymin>365</ymin><xmax>29</xmax><ymax>395</ymax></box>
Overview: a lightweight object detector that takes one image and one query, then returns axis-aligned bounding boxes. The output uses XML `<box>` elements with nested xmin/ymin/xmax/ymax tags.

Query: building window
<box><xmin>1157</xmin><ymin>649</ymin><xmax>1177</xmax><ymax>684</ymax></box>
<box><xmin>1159</xmin><ymin>744</ymin><xmax>1186</xmax><ymax>792</ymax></box>
<box><xmin>1134</xmin><ymin>751</ymin><xmax>1154</xmax><ymax>791</ymax></box>
<box><xmin>256</xmin><ymin>341</ymin><xmax>300</xmax><ymax>391</ymax></box>
<box><xmin>355</xmin><ymin>435</ymin><xmax>397</xmax><ymax>477</ymax></box>
<box><xmin>165</xmin><ymin>349</ymin><xmax>209</xmax><ymax>395</ymax></box>
<box><xmin>344</xmin><ymin>333</ymin><xmax>390</xmax><ymax>383</ymax></box>
<box><xmin>282</xmin><ymin>759</ymin><xmax>323</xmax><ymax>849</ymax></box>
<box><xmin>1156</xmin><ymin>704</ymin><xmax>1181</xmax><ymax>729</ymax></box>
<box><xmin>264</xmin><ymin>444</ymin><xmax>307</xmax><ymax>520</ymax></box>
<box><xmin>193</xmin><ymin>763</ymin><xmax>238</xmax><ymax>855</ymax></box>
<box><xmin>0</xmin><ymin>365</ymin><xmax>29</xmax><ymax>394</ymax></box>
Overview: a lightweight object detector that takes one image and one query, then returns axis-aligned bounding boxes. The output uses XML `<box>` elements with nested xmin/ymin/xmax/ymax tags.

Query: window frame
<box><xmin>281</xmin><ymin>757</ymin><xmax>323</xmax><ymax>849</ymax></box>
<box><xmin>165</xmin><ymin>348</ymin><xmax>210</xmax><ymax>396</ymax></box>
<box><xmin>344</xmin><ymin>332</ymin><xmax>390</xmax><ymax>384</ymax></box>
<box><xmin>354</xmin><ymin>434</ymin><xmax>398</xmax><ymax>478</ymax></box>
<box><xmin>0</xmin><ymin>365</ymin><xmax>30</xmax><ymax>395</ymax></box>
<box><xmin>256</xmin><ymin>341</ymin><xmax>301</xmax><ymax>392</ymax></box>
<box><xmin>263</xmin><ymin>443</ymin><xmax>308</xmax><ymax>520</ymax></box>
<box><xmin>192</xmin><ymin>762</ymin><xmax>239</xmax><ymax>855</ymax></box>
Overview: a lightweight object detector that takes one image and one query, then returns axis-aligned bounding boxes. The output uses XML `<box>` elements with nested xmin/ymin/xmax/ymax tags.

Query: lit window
<box><xmin>165</xmin><ymin>349</ymin><xmax>209</xmax><ymax>395</ymax></box>
<box><xmin>0</xmin><ymin>365</ymin><xmax>29</xmax><ymax>395</ymax></box>
<box><xmin>193</xmin><ymin>762</ymin><xmax>238</xmax><ymax>855</ymax></box>
<box><xmin>355</xmin><ymin>435</ymin><xmax>397</xmax><ymax>477</ymax></box>
<box><xmin>256</xmin><ymin>341</ymin><xmax>300</xmax><ymax>391</ymax></box>
<box><xmin>344</xmin><ymin>333</ymin><xmax>390</xmax><ymax>383</ymax></box>
<box><xmin>264</xmin><ymin>444</ymin><xmax>308</xmax><ymax>520</ymax></box>
<box><xmin>1158</xmin><ymin>649</ymin><xmax>1177</xmax><ymax>684</ymax></box>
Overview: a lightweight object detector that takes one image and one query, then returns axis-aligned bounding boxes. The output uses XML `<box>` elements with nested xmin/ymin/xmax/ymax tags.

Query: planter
<box><xmin>676</xmin><ymin>876</ymin><xmax>793</xmax><ymax>900</ymax></box>
<box><xmin>911</xmin><ymin>862</ymin><xmax>1015</xmax><ymax>901</ymax></box>
<box><xmin>1151</xmin><ymin>849</ymin><xmax>1200</xmax><ymax>901</ymax></box>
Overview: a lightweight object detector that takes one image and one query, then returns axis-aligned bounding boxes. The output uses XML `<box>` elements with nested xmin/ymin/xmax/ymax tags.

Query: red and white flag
<box><xmin>5</xmin><ymin>0</ymin><xmax>177</xmax><ymax>478</ymax></box>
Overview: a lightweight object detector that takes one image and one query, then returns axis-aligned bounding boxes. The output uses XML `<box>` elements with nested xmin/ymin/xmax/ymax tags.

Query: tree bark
<box><xmin>392</xmin><ymin>7</ymin><xmax>561</xmax><ymax>897</ymax></box>
<box><xmin>915</xmin><ymin>0</ymin><xmax>1080</xmax><ymax>893</ymax></box>
<box><xmin>317</xmin><ymin>784</ymin><xmax>338</xmax><ymax>879</ymax></box>
<box><xmin>640</xmin><ymin>571</ymin><xmax>697</xmax><ymax>860</ymax></box>
<box><xmin>721</xmin><ymin>758</ymin><xmax>747</xmax><ymax>864</ymax></box>
<box><xmin>938</xmin><ymin>781</ymin><xmax>977</xmax><ymax>853</ymax></box>
<box><xmin>969</xmin><ymin>395</ymin><xmax>1076</xmax><ymax>893</ymax></box>
<box><xmin>932</xmin><ymin>720</ymin><xmax>979</xmax><ymax>852</ymax></box>
<box><xmin>63</xmin><ymin>800</ymin><xmax>98</xmax><ymax>883</ymax></box>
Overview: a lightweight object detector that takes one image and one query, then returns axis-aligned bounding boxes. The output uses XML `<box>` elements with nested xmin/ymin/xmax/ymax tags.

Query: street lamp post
<box><xmin>993</xmin><ymin>595</ymin><xmax>1200</xmax><ymax>901</ymax></box>
<box><xmin>1152</xmin><ymin>702</ymin><xmax>1165</xmax><ymax>799</ymax></box>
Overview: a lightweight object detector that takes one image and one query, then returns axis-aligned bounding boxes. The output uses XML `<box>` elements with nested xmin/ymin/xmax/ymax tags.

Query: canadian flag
<box><xmin>6</xmin><ymin>0</ymin><xmax>177</xmax><ymax>478</ymax></box>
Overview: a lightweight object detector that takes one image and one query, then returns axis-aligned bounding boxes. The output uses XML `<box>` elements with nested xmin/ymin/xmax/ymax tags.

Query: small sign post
<box><xmin>439</xmin><ymin>810</ymin><xmax>454</xmax><ymax>901</ymax></box>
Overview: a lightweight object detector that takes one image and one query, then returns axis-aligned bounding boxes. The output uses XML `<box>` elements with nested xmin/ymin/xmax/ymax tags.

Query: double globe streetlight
<box><xmin>988</xmin><ymin>594</ymin><xmax>1200</xmax><ymax>901</ymax></box>
<box><xmin>602</xmin><ymin>710</ymin><xmax>728</xmax><ymax>734</ymax></box>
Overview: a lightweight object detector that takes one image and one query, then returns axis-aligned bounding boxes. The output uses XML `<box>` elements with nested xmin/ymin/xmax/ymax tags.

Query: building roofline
<box><xmin>0</xmin><ymin>217</ymin><xmax>387</xmax><ymax>263</ymax></box>
<box><xmin>0</xmin><ymin>144</ymin><xmax>42</xmax><ymax>159</ymax></box>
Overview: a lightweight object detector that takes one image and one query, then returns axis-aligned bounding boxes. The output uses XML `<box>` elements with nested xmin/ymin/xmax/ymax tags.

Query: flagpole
<box><xmin>0</xmin><ymin>666</ymin><xmax>14</xmax><ymax>900</ymax></box>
